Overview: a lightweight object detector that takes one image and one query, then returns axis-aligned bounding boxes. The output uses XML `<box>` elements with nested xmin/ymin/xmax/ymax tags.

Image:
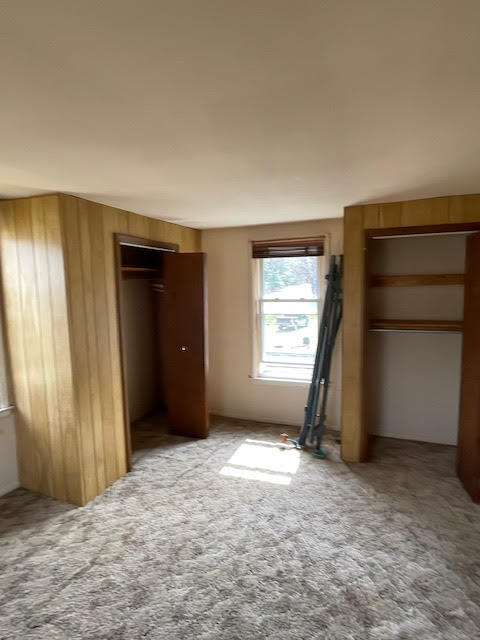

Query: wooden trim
<box><xmin>366</xmin><ymin>222</ymin><xmax>480</xmax><ymax>237</ymax></box>
<box><xmin>369</xmin><ymin>319</ymin><xmax>463</xmax><ymax>332</ymax></box>
<box><xmin>114</xmin><ymin>234</ymin><xmax>179</xmax><ymax>470</ymax></box>
<box><xmin>370</xmin><ymin>273</ymin><xmax>465</xmax><ymax>287</ymax></box>
<box><xmin>341</xmin><ymin>207</ymin><xmax>368</xmax><ymax>462</ymax></box>
<box><xmin>120</xmin><ymin>267</ymin><xmax>162</xmax><ymax>279</ymax></box>
<box><xmin>457</xmin><ymin>231</ymin><xmax>480</xmax><ymax>501</ymax></box>
<box><xmin>113</xmin><ymin>235</ymin><xmax>132</xmax><ymax>471</ymax></box>
<box><xmin>342</xmin><ymin>193</ymin><xmax>480</xmax><ymax>464</ymax></box>
<box><xmin>115</xmin><ymin>233</ymin><xmax>179</xmax><ymax>252</ymax></box>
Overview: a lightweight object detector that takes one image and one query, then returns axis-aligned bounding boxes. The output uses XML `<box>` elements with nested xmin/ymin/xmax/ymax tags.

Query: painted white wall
<box><xmin>121</xmin><ymin>279</ymin><xmax>158</xmax><ymax>422</ymax></box>
<box><xmin>0</xmin><ymin>412</ymin><xmax>19</xmax><ymax>495</ymax></box>
<box><xmin>202</xmin><ymin>218</ymin><xmax>343</xmax><ymax>429</ymax></box>
<box><xmin>368</xmin><ymin>234</ymin><xmax>466</xmax><ymax>445</ymax></box>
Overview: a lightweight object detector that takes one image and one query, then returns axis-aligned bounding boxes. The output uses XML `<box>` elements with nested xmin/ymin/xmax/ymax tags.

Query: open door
<box><xmin>457</xmin><ymin>232</ymin><xmax>480</xmax><ymax>501</ymax></box>
<box><xmin>163</xmin><ymin>252</ymin><xmax>209</xmax><ymax>438</ymax></box>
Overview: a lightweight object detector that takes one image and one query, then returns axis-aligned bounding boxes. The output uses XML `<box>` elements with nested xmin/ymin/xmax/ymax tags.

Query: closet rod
<box><xmin>369</xmin><ymin>328</ymin><xmax>462</xmax><ymax>334</ymax></box>
<box><xmin>369</xmin><ymin>319</ymin><xmax>462</xmax><ymax>332</ymax></box>
<box><xmin>119</xmin><ymin>241</ymin><xmax>175</xmax><ymax>252</ymax></box>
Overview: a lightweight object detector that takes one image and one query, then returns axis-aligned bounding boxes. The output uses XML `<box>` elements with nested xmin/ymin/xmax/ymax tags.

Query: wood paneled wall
<box><xmin>0</xmin><ymin>196</ymin><xmax>82</xmax><ymax>503</ymax></box>
<box><xmin>342</xmin><ymin>194</ymin><xmax>480</xmax><ymax>462</ymax></box>
<box><xmin>0</xmin><ymin>194</ymin><xmax>201</xmax><ymax>505</ymax></box>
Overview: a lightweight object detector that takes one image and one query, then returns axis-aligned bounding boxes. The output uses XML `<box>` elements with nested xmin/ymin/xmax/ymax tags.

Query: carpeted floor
<box><xmin>1</xmin><ymin>416</ymin><xmax>480</xmax><ymax>640</ymax></box>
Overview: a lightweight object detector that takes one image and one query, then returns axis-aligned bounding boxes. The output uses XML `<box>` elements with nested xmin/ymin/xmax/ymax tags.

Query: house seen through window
<box><xmin>252</xmin><ymin>237</ymin><xmax>326</xmax><ymax>381</ymax></box>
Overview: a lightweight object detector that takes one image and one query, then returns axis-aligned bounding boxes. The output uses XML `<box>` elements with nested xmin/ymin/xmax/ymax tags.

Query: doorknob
<box><xmin>180</xmin><ymin>345</ymin><xmax>189</xmax><ymax>351</ymax></box>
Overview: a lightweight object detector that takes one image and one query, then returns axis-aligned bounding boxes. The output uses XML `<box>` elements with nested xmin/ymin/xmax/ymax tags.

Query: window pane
<box><xmin>260</xmin><ymin>304</ymin><xmax>319</xmax><ymax>366</ymax></box>
<box><xmin>258</xmin><ymin>362</ymin><xmax>313</xmax><ymax>381</ymax></box>
<box><xmin>262</xmin><ymin>256</ymin><xmax>318</xmax><ymax>299</ymax></box>
<box><xmin>262</xmin><ymin>300</ymin><xmax>318</xmax><ymax>315</ymax></box>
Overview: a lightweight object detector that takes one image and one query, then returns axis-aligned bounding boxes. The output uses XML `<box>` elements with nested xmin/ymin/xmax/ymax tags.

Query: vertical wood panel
<box><xmin>448</xmin><ymin>194</ymin><xmax>480</xmax><ymax>223</ymax></box>
<box><xmin>79</xmin><ymin>199</ymin><xmax>107</xmax><ymax>494</ymax></box>
<box><xmin>43</xmin><ymin>198</ymin><xmax>82</xmax><ymax>504</ymax></box>
<box><xmin>0</xmin><ymin>195</ymin><xmax>84</xmax><ymax>504</ymax></box>
<box><xmin>1</xmin><ymin>194</ymin><xmax>201</xmax><ymax>504</ymax></box>
<box><xmin>88</xmin><ymin>203</ymin><xmax>118</xmax><ymax>485</ymax></box>
<box><xmin>78</xmin><ymin>200</ymin><xmax>107</xmax><ymax>491</ymax></box>
<box><xmin>378</xmin><ymin>202</ymin><xmax>402</xmax><ymax>228</ymax></box>
<box><xmin>1</xmin><ymin>194</ymin><xmax>201</xmax><ymax>505</ymax></box>
<box><xmin>101</xmin><ymin>205</ymin><xmax>129</xmax><ymax>479</ymax></box>
<box><xmin>400</xmin><ymin>197</ymin><xmax>449</xmax><ymax>227</ymax></box>
<box><xmin>0</xmin><ymin>201</ymin><xmax>35</xmax><ymax>488</ymax></box>
<box><xmin>60</xmin><ymin>195</ymin><xmax>202</xmax><ymax>501</ymax></box>
<box><xmin>16</xmin><ymin>201</ymin><xmax>52</xmax><ymax>496</ymax></box>
<box><xmin>127</xmin><ymin>212</ymin><xmax>150</xmax><ymax>239</ymax></box>
<box><xmin>363</xmin><ymin>204</ymin><xmax>379</xmax><ymax>229</ymax></box>
<box><xmin>341</xmin><ymin>206</ymin><xmax>367</xmax><ymax>461</ymax></box>
<box><xmin>457</xmin><ymin>232</ymin><xmax>480</xmax><ymax>500</ymax></box>
<box><xmin>62</xmin><ymin>197</ymin><xmax>102</xmax><ymax>501</ymax></box>
<box><xmin>30</xmin><ymin>198</ymin><xmax>65</xmax><ymax>500</ymax></box>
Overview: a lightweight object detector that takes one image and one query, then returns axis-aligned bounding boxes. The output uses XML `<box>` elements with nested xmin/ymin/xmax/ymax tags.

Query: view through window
<box><xmin>253</xmin><ymin>238</ymin><xmax>325</xmax><ymax>381</ymax></box>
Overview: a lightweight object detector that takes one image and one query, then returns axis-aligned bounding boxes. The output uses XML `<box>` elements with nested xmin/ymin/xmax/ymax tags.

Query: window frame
<box><xmin>250</xmin><ymin>235</ymin><xmax>329</xmax><ymax>383</ymax></box>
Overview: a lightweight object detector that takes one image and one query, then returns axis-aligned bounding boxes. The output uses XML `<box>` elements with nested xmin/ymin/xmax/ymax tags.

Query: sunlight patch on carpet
<box><xmin>219</xmin><ymin>465</ymin><xmax>292</xmax><ymax>485</ymax></box>
<box><xmin>219</xmin><ymin>439</ymin><xmax>300</xmax><ymax>484</ymax></box>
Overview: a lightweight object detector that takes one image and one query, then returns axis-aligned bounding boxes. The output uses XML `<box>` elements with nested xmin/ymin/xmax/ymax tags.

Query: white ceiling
<box><xmin>1</xmin><ymin>1</ymin><xmax>480</xmax><ymax>228</ymax></box>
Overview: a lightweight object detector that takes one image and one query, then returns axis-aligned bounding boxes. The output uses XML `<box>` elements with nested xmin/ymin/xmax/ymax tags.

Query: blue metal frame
<box><xmin>295</xmin><ymin>255</ymin><xmax>343</xmax><ymax>457</ymax></box>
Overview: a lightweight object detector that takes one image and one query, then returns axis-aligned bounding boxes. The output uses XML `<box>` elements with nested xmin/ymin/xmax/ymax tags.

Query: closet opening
<box><xmin>364</xmin><ymin>226</ymin><xmax>480</xmax><ymax>499</ymax></box>
<box><xmin>115</xmin><ymin>234</ymin><xmax>209</xmax><ymax>469</ymax></box>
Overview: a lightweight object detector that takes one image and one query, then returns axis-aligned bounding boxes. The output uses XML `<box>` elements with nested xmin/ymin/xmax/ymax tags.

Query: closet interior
<box><xmin>366</xmin><ymin>232</ymin><xmax>468</xmax><ymax>447</ymax></box>
<box><xmin>119</xmin><ymin>240</ymin><xmax>172</xmax><ymax>464</ymax></box>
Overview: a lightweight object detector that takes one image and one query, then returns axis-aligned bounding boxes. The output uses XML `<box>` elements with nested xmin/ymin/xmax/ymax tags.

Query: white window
<box><xmin>252</xmin><ymin>237</ymin><xmax>326</xmax><ymax>382</ymax></box>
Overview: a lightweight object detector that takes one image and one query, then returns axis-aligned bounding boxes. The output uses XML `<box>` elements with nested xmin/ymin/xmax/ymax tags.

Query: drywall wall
<box><xmin>121</xmin><ymin>279</ymin><xmax>158</xmax><ymax>423</ymax></box>
<box><xmin>367</xmin><ymin>234</ymin><xmax>466</xmax><ymax>445</ymax></box>
<box><xmin>368</xmin><ymin>332</ymin><xmax>462</xmax><ymax>444</ymax></box>
<box><xmin>0</xmin><ymin>413</ymin><xmax>18</xmax><ymax>495</ymax></box>
<box><xmin>202</xmin><ymin>218</ymin><xmax>343</xmax><ymax>429</ymax></box>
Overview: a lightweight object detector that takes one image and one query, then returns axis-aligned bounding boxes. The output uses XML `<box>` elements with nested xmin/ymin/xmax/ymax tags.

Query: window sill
<box><xmin>249</xmin><ymin>376</ymin><xmax>310</xmax><ymax>388</ymax></box>
<box><xmin>0</xmin><ymin>406</ymin><xmax>15</xmax><ymax>419</ymax></box>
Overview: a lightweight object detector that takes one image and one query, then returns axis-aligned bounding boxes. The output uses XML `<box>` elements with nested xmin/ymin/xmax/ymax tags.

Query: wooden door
<box><xmin>163</xmin><ymin>252</ymin><xmax>209</xmax><ymax>438</ymax></box>
<box><xmin>457</xmin><ymin>232</ymin><xmax>480</xmax><ymax>501</ymax></box>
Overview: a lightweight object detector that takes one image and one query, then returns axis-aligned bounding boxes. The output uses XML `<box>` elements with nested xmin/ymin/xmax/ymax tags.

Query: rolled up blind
<box><xmin>251</xmin><ymin>237</ymin><xmax>325</xmax><ymax>259</ymax></box>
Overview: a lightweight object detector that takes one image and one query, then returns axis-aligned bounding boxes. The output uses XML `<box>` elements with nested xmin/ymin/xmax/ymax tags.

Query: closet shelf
<box><xmin>121</xmin><ymin>266</ymin><xmax>161</xmax><ymax>279</ymax></box>
<box><xmin>369</xmin><ymin>319</ymin><xmax>463</xmax><ymax>333</ymax></box>
<box><xmin>370</xmin><ymin>273</ymin><xmax>464</xmax><ymax>287</ymax></box>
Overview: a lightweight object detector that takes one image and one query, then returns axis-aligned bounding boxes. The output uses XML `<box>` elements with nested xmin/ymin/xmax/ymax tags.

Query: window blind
<box><xmin>251</xmin><ymin>237</ymin><xmax>325</xmax><ymax>259</ymax></box>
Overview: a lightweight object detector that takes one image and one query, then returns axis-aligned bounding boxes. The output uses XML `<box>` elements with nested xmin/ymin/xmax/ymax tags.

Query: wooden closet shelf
<box><xmin>370</xmin><ymin>273</ymin><xmax>464</xmax><ymax>287</ymax></box>
<box><xmin>121</xmin><ymin>266</ymin><xmax>162</xmax><ymax>279</ymax></box>
<box><xmin>369</xmin><ymin>319</ymin><xmax>463</xmax><ymax>333</ymax></box>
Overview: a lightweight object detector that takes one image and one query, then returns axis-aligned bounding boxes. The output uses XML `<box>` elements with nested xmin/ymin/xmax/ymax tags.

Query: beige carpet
<box><xmin>1</xmin><ymin>417</ymin><xmax>480</xmax><ymax>639</ymax></box>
